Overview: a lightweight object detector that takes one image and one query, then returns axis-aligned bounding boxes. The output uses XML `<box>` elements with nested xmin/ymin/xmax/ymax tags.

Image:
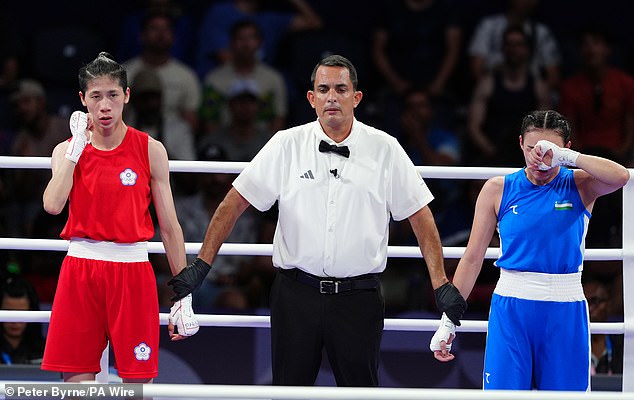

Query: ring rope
<box><xmin>0</xmin><ymin>310</ymin><xmax>623</xmax><ymax>335</ymax></box>
<box><xmin>0</xmin><ymin>238</ymin><xmax>623</xmax><ymax>260</ymax></box>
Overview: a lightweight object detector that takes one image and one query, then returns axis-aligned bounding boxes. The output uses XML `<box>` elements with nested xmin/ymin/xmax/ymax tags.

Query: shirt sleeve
<box><xmin>232</xmin><ymin>132</ymin><xmax>284</xmax><ymax>211</ymax></box>
<box><xmin>388</xmin><ymin>138</ymin><xmax>434</xmax><ymax>221</ymax></box>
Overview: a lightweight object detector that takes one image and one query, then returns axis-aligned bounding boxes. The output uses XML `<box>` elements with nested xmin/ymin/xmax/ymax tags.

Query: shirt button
<box><xmin>330</xmin><ymin>201</ymin><xmax>335</xmax><ymax>205</ymax></box>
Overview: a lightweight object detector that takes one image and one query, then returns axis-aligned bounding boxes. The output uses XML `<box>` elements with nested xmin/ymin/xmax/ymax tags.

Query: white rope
<box><xmin>6</xmin><ymin>155</ymin><xmax>632</xmax><ymax>181</ymax></box>
<box><xmin>0</xmin><ymin>382</ymin><xmax>630</xmax><ymax>399</ymax></box>
<box><xmin>0</xmin><ymin>156</ymin><xmax>524</xmax><ymax>178</ymax></box>
<box><xmin>0</xmin><ymin>238</ymin><xmax>623</xmax><ymax>260</ymax></box>
<box><xmin>0</xmin><ymin>310</ymin><xmax>622</xmax><ymax>335</ymax></box>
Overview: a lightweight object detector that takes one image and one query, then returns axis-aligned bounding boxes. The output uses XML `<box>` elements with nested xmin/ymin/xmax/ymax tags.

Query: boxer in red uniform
<box><xmin>41</xmin><ymin>52</ymin><xmax>198</xmax><ymax>383</ymax></box>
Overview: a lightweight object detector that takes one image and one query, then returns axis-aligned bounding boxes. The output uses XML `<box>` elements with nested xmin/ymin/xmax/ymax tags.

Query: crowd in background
<box><xmin>0</xmin><ymin>1</ymin><xmax>631</xmax><ymax>366</ymax></box>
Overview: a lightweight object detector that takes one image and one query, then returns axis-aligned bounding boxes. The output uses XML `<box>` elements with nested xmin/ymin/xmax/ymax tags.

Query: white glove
<box><xmin>536</xmin><ymin>139</ymin><xmax>579</xmax><ymax>171</ymax></box>
<box><xmin>169</xmin><ymin>293</ymin><xmax>199</xmax><ymax>337</ymax></box>
<box><xmin>430</xmin><ymin>312</ymin><xmax>456</xmax><ymax>352</ymax></box>
<box><xmin>65</xmin><ymin>111</ymin><xmax>90</xmax><ymax>163</ymax></box>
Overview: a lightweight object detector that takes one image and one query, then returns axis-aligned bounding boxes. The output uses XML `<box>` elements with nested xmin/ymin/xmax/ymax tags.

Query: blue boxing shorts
<box><xmin>483</xmin><ymin>269</ymin><xmax>590</xmax><ymax>391</ymax></box>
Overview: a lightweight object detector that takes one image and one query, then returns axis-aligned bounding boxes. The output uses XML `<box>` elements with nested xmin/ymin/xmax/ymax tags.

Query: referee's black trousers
<box><xmin>270</xmin><ymin>269</ymin><xmax>385</xmax><ymax>386</ymax></box>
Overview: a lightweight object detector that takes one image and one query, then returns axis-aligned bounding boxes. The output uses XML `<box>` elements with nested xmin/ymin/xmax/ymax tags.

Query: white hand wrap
<box><xmin>536</xmin><ymin>139</ymin><xmax>579</xmax><ymax>171</ymax></box>
<box><xmin>169</xmin><ymin>293</ymin><xmax>199</xmax><ymax>337</ymax></box>
<box><xmin>65</xmin><ymin>111</ymin><xmax>90</xmax><ymax>163</ymax></box>
<box><xmin>429</xmin><ymin>312</ymin><xmax>456</xmax><ymax>352</ymax></box>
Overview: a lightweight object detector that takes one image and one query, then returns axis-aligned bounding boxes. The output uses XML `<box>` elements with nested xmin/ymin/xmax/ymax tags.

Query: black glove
<box><xmin>168</xmin><ymin>258</ymin><xmax>212</xmax><ymax>301</ymax></box>
<box><xmin>434</xmin><ymin>281</ymin><xmax>467</xmax><ymax>326</ymax></box>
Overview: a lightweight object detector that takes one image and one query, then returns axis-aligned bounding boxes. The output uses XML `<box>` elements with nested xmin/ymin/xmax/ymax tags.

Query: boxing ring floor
<box><xmin>0</xmin><ymin>156</ymin><xmax>632</xmax><ymax>399</ymax></box>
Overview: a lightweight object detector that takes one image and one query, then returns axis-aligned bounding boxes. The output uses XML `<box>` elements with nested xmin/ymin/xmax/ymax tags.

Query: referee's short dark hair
<box><xmin>311</xmin><ymin>54</ymin><xmax>358</xmax><ymax>90</ymax></box>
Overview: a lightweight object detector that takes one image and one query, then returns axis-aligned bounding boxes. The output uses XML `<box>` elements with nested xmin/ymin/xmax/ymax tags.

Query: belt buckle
<box><xmin>319</xmin><ymin>280</ymin><xmax>338</xmax><ymax>294</ymax></box>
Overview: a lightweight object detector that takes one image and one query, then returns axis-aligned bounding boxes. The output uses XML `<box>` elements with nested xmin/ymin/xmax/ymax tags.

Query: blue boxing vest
<box><xmin>495</xmin><ymin>168</ymin><xmax>591</xmax><ymax>274</ymax></box>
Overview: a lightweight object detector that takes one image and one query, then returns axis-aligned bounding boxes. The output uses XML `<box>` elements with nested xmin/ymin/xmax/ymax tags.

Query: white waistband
<box><xmin>494</xmin><ymin>269</ymin><xmax>584</xmax><ymax>302</ymax></box>
<box><xmin>67</xmin><ymin>238</ymin><xmax>149</xmax><ymax>262</ymax></box>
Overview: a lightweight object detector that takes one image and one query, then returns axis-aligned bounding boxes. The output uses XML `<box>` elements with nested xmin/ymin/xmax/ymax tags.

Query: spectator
<box><xmin>0</xmin><ymin>45</ymin><xmax>21</xmax><ymax>144</ymax></box>
<box><xmin>123</xmin><ymin>12</ymin><xmax>201</xmax><ymax>160</ymax></box>
<box><xmin>0</xmin><ymin>275</ymin><xmax>45</xmax><ymax>365</ymax></box>
<box><xmin>125</xmin><ymin>68</ymin><xmax>195</xmax><ymax>162</ymax></box>
<box><xmin>559</xmin><ymin>27</ymin><xmax>634</xmax><ymax>166</ymax></box>
<box><xmin>396</xmin><ymin>87</ymin><xmax>462</xmax><ymax>237</ymax></box>
<box><xmin>397</xmin><ymin>87</ymin><xmax>461</xmax><ymax>167</ymax></box>
<box><xmin>199</xmin><ymin>80</ymin><xmax>273</xmax><ymax>162</ymax></box>
<box><xmin>200</xmin><ymin>20</ymin><xmax>288</xmax><ymax>135</ymax></box>
<box><xmin>371</xmin><ymin>0</ymin><xmax>462</xmax><ymax>97</ymax></box>
<box><xmin>195</xmin><ymin>0</ymin><xmax>322</xmax><ymax>78</ymax></box>
<box><xmin>6</xmin><ymin>79</ymin><xmax>68</xmax><ymax>237</ymax></box>
<box><xmin>10</xmin><ymin>79</ymin><xmax>68</xmax><ymax>158</ymax></box>
<box><xmin>583</xmin><ymin>277</ymin><xmax>623</xmax><ymax>375</ymax></box>
<box><xmin>559</xmin><ymin>27</ymin><xmax>634</xmax><ymax>251</ymax></box>
<box><xmin>466</xmin><ymin>26</ymin><xmax>550</xmax><ymax>167</ymax></box>
<box><xmin>116</xmin><ymin>0</ymin><xmax>197</xmax><ymax>67</ymax></box>
<box><xmin>468</xmin><ymin>0</ymin><xmax>561</xmax><ymax>91</ymax></box>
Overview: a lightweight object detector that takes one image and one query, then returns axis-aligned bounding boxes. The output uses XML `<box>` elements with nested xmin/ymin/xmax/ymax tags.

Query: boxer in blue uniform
<box><xmin>429</xmin><ymin>110</ymin><xmax>629</xmax><ymax>390</ymax></box>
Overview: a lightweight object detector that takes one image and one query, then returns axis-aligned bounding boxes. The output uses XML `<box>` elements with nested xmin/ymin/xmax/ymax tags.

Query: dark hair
<box><xmin>1</xmin><ymin>276</ymin><xmax>40</xmax><ymax>311</ymax></box>
<box><xmin>229</xmin><ymin>19</ymin><xmax>262</xmax><ymax>41</ymax></box>
<box><xmin>140</xmin><ymin>11</ymin><xmax>175</xmax><ymax>32</ymax></box>
<box><xmin>579</xmin><ymin>25</ymin><xmax>612</xmax><ymax>47</ymax></box>
<box><xmin>1</xmin><ymin>276</ymin><xmax>45</xmax><ymax>360</ymax></box>
<box><xmin>520</xmin><ymin>110</ymin><xmax>571</xmax><ymax>142</ymax></box>
<box><xmin>78</xmin><ymin>52</ymin><xmax>128</xmax><ymax>93</ymax></box>
<box><xmin>310</xmin><ymin>54</ymin><xmax>358</xmax><ymax>90</ymax></box>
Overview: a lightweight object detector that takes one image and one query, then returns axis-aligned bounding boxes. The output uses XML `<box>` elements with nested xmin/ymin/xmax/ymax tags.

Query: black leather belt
<box><xmin>280</xmin><ymin>268</ymin><xmax>379</xmax><ymax>294</ymax></box>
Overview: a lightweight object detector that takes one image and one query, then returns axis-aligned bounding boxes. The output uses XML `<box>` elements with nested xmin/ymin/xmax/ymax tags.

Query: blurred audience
<box><xmin>397</xmin><ymin>87</ymin><xmax>461</xmax><ymax>166</ymax></box>
<box><xmin>199</xmin><ymin>81</ymin><xmax>273</xmax><ymax>162</ymax></box>
<box><xmin>0</xmin><ymin>275</ymin><xmax>45</xmax><ymax>365</ymax></box>
<box><xmin>372</xmin><ymin>0</ymin><xmax>462</xmax><ymax>97</ymax></box>
<box><xmin>583</xmin><ymin>277</ymin><xmax>623</xmax><ymax>375</ymax></box>
<box><xmin>200</xmin><ymin>19</ymin><xmax>288</xmax><ymax>135</ymax></box>
<box><xmin>559</xmin><ymin>26</ymin><xmax>634</xmax><ymax>166</ymax></box>
<box><xmin>0</xmin><ymin>47</ymin><xmax>21</xmax><ymax>144</ymax></box>
<box><xmin>175</xmin><ymin>143</ymin><xmax>261</xmax><ymax>311</ymax></box>
<box><xmin>466</xmin><ymin>26</ymin><xmax>550</xmax><ymax>167</ymax></box>
<box><xmin>559</xmin><ymin>27</ymin><xmax>634</xmax><ymax>251</ymax></box>
<box><xmin>126</xmin><ymin>68</ymin><xmax>195</xmax><ymax>162</ymax></box>
<box><xmin>195</xmin><ymin>0</ymin><xmax>322</xmax><ymax>79</ymax></box>
<box><xmin>371</xmin><ymin>0</ymin><xmax>462</xmax><ymax>134</ymax></box>
<box><xmin>123</xmin><ymin>11</ymin><xmax>201</xmax><ymax>160</ymax></box>
<box><xmin>1</xmin><ymin>1</ymin><xmax>634</xmax><ymax>318</ymax></box>
<box><xmin>6</xmin><ymin>79</ymin><xmax>68</xmax><ymax>237</ymax></box>
<box><xmin>116</xmin><ymin>0</ymin><xmax>197</xmax><ymax>67</ymax></box>
<box><xmin>468</xmin><ymin>0</ymin><xmax>561</xmax><ymax>91</ymax></box>
<box><xmin>396</xmin><ymin>87</ymin><xmax>462</xmax><ymax>236</ymax></box>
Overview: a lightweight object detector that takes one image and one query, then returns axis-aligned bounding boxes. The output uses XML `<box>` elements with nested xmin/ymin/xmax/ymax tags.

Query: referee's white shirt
<box><xmin>232</xmin><ymin>118</ymin><xmax>434</xmax><ymax>278</ymax></box>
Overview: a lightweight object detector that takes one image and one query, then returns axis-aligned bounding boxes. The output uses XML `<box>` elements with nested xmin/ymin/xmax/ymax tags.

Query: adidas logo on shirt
<box><xmin>300</xmin><ymin>170</ymin><xmax>315</xmax><ymax>179</ymax></box>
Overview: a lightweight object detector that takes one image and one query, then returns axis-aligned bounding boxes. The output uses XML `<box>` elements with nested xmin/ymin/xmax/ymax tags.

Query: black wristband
<box><xmin>434</xmin><ymin>281</ymin><xmax>467</xmax><ymax>326</ymax></box>
<box><xmin>168</xmin><ymin>258</ymin><xmax>212</xmax><ymax>301</ymax></box>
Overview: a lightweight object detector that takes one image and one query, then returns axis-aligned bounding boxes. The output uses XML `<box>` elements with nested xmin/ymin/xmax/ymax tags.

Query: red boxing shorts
<box><xmin>42</xmin><ymin>239</ymin><xmax>159</xmax><ymax>379</ymax></box>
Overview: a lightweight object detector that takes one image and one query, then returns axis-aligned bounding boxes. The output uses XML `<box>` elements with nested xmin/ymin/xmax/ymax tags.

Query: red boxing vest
<box><xmin>60</xmin><ymin>126</ymin><xmax>154</xmax><ymax>243</ymax></box>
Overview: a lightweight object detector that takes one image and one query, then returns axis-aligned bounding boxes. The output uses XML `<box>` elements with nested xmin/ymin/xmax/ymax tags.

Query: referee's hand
<box><xmin>168</xmin><ymin>258</ymin><xmax>212</xmax><ymax>301</ymax></box>
<box><xmin>434</xmin><ymin>282</ymin><xmax>467</xmax><ymax>326</ymax></box>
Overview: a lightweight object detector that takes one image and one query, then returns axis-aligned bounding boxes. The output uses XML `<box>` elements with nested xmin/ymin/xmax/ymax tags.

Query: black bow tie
<box><xmin>319</xmin><ymin>140</ymin><xmax>350</xmax><ymax>158</ymax></box>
